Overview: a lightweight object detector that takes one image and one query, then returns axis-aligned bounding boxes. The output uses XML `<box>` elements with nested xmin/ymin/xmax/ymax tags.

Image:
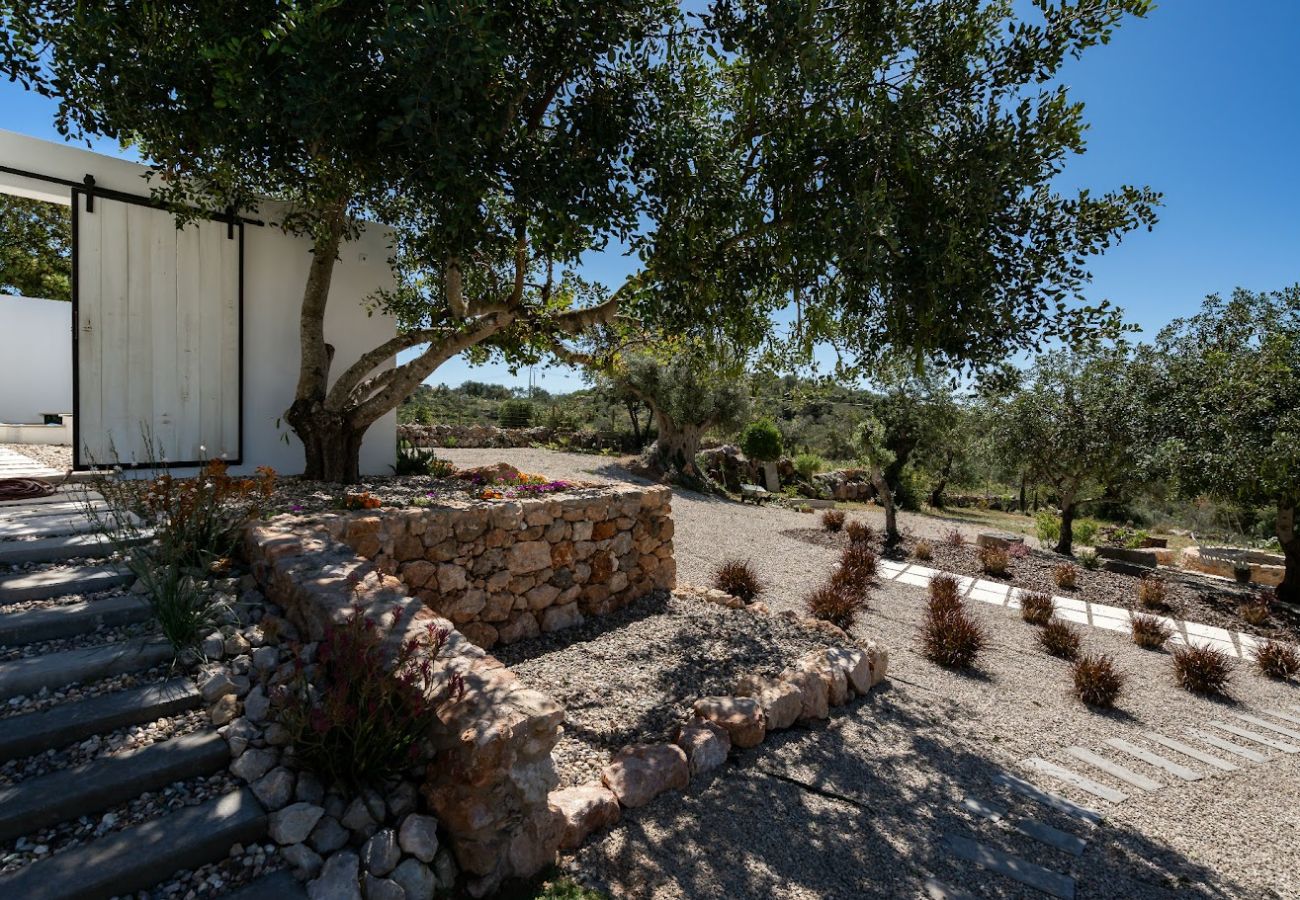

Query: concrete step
<box><xmin>0</xmin><ymin>512</ymin><xmax>102</xmax><ymax>540</ymax></box>
<box><xmin>0</xmin><ymin>676</ymin><xmax>200</xmax><ymax>763</ymax></box>
<box><xmin>0</xmin><ymin>564</ymin><xmax>133</xmax><ymax>604</ymax></box>
<box><xmin>0</xmin><ymin>594</ymin><xmax>149</xmax><ymax>646</ymax></box>
<box><xmin>222</xmin><ymin>869</ymin><xmax>309</xmax><ymax>900</ymax></box>
<box><xmin>0</xmin><ymin>730</ymin><xmax>229</xmax><ymax>843</ymax></box>
<box><xmin>0</xmin><ymin>787</ymin><xmax>265</xmax><ymax>900</ymax></box>
<box><xmin>0</xmin><ymin>531</ymin><xmax>147</xmax><ymax>566</ymax></box>
<box><xmin>0</xmin><ymin>499</ymin><xmax>109</xmax><ymax>519</ymax></box>
<box><xmin>0</xmin><ymin>636</ymin><xmax>173</xmax><ymax>701</ymax></box>
<box><xmin>0</xmin><ymin>490</ymin><xmax>101</xmax><ymax>508</ymax></box>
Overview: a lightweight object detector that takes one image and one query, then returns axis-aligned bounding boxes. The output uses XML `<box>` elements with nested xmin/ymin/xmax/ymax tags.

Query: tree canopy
<box><xmin>0</xmin><ymin>195</ymin><xmax>71</xmax><ymax>301</ymax></box>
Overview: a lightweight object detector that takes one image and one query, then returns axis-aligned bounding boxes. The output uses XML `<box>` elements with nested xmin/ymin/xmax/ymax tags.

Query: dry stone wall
<box><xmin>326</xmin><ymin>485</ymin><xmax>675</xmax><ymax>650</ymax></box>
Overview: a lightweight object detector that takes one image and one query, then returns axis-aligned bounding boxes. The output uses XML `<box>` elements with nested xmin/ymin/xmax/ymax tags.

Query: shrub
<box><xmin>793</xmin><ymin>452</ymin><xmax>824</xmax><ymax>480</ymax></box>
<box><xmin>497</xmin><ymin>399</ymin><xmax>534</xmax><ymax>428</ymax></box>
<box><xmin>1078</xmin><ymin>549</ymin><xmax>1101</xmax><ymax>570</ymax></box>
<box><xmin>1238</xmin><ymin>600</ymin><xmax>1271</xmax><ymax>627</ymax></box>
<box><xmin>913</xmin><ymin>539</ymin><xmax>934</xmax><ymax>561</ymax></box>
<box><xmin>275</xmin><ymin>608</ymin><xmax>463</xmax><ymax>785</ymax></box>
<box><xmin>1054</xmin><ymin>563</ymin><xmax>1079</xmax><ymax>590</ymax></box>
<box><xmin>805</xmin><ymin>582</ymin><xmax>865</xmax><ymax>629</ymax></box>
<box><xmin>839</xmin><ymin>543</ymin><xmax>879</xmax><ymax>584</ymax></box>
<box><xmin>978</xmin><ymin>545</ymin><xmax>1011</xmax><ymax>577</ymax></box>
<box><xmin>1039</xmin><ymin>619</ymin><xmax>1082</xmax><ymax>660</ymax></box>
<box><xmin>392</xmin><ymin>441</ymin><xmax>455</xmax><ymax>477</ymax></box>
<box><xmin>136</xmin><ymin>564</ymin><xmax>228</xmax><ymax>653</ymax></box>
<box><xmin>739</xmin><ymin>419</ymin><xmax>784</xmax><ymax>462</ymax></box>
<box><xmin>713</xmin><ymin>559</ymin><xmax>764</xmax><ymax>603</ymax></box>
<box><xmin>1252</xmin><ymin>640</ymin><xmax>1300</xmax><ymax>679</ymax></box>
<box><xmin>1035</xmin><ymin>510</ymin><xmax>1061</xmax><ymax>547</ymax></box>
<box><xmin>928</xmin><ymin>573</ymin><xmax>964</xmax><ymax>612</ymax></box>
<box><xmin>341</xmin><ymin>491</ymin><xmax>383</xmax><ymax>510</ymax></box>
<box><xmin>1019</xmin><ymin>591</ymin><xmax>1055</xmax><ymax>626</ymax></box>
<box><xmin>1073</xmin><ymin>519</ymin><xmax>1100</xmax><ymax>547</ymax></box>
<box><xmin>1072</xmin><ymin>653</ymin><xmax>1124</xmax><ymax>708</ymax></box>
<box><xmin>943</xmin><ymin>528</ymin><xmax>966</xmax><ymax>547</ymax></box>
<box><xmin>821</xmin><ymin>509</ymin><xmax>846</xmax><ymax>532</ymax></box>
<box><xmin>921</xmin><ymin>601</ymin><xmax>986</xmax><ymax>669</ymax></box>
<box><xmin>1171</xmin><ymin>644</ymin><xmax>1233</xmax><ymax>695</ymax></box>
<box><xmin>1136</xmin><ymin>575</ymin><xmax>1169</xmax><ymax>610</ymax></box>
<box><xmin>845</xmin><ymin>519</ymin><xmax>875</xmax><ymax>545</ymax></box>
<box><xmin>1130</xmin><ymin>613</ymin><xmax>1173</xmax><ymax>650</ymax></box>
<box><xmin>1007</xmin><ymin>541</ymin><xmax>1030</xmax><ymax>560</ymax></box>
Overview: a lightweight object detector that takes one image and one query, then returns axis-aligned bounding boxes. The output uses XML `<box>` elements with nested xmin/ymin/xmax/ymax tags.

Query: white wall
<box><xmin>0</xmin><ymin>294</ymin><xmax>73</xmax><ymax>424</ymax></box>
<box><xmin>0</xmin><ymin>129</ymin><xmax>398</xmax><ymax>476</ymax></box>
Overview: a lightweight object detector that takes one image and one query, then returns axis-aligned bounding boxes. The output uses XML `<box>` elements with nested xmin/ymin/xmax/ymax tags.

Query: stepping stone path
<box><xmin>940</xmin><ymin>707</ymin><xmax>1300</xmax><ymax>897</ymax></box>
<box><xmin>0</xmin><ymin>492</ymin><xmax>299</xmax><ymax>899</ymax></box>
<box><xmin>0</xmin><ymin>447</ymin><xmax>65</xmax><ymax>481</ymax></box>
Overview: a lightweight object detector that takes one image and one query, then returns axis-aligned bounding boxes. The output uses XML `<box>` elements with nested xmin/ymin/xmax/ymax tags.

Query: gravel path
<box><xmin>441</xmin><ymin>448</ymin><xmax>1300</xmax><ymax>899</ymax></box>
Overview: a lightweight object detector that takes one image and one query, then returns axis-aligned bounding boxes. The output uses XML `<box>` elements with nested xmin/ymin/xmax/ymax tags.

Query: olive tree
<box><xmin>1145</xmin><ymin>287</ymin><xmax>1300</xmax><ymax>602</ymax></box>
<box><xmin>0</xmin><ymin>196</ymin><xmax>70</xmax><ymax>301</ymax></box>
<box><xmin>856</xmin><ymin>417</ymin><xmax>901</xmax><ymax>545</ymax></box>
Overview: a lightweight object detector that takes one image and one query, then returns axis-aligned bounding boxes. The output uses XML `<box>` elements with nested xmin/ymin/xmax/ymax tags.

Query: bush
<box><xmin>1171</xmin><ymin>644</ymin><xmax>1233</xmax><ymax>695</ymax></box>
<box><xmin>1238</xmin><ymin>600</ymin><xmax>1271</xmax><ymax>626</ymax></box>
<box><xmin>1137</xmin><ymin>575</ymin><xmax>1169</xmax><ymax>610</ymax></box>
<box><xmin>1078</xmin><ymin>549</ymin><xmax>1101</xmax><ymax>570</ymax></box>
<box><xmin>713</xmin><ymin>559</ymin><xmax>764</xmax><ymax>603</ymax></box>
<box><xmin>943</xmin><ymin>528</ymin><xmax>966</xmax><ymax>547</ymax></box>
<box><xmin>793</xmin><ymin>452</ymin><xmax>824</xmax><ymax>480</ymax></box>
<box><xmin>1019</xmin><ymin>591</ymin><xmax>1055</xmax><ymax>626</ymax></box>
<box><xmin>739</xmin><ymin>419</ymin><xmax>784</xmax><ymax>462</ymax></box>
<box><xmin>821</xmin><ymin>509</ymin><xmax>846</xmax><ymax>532</ymax></box>
<box><xmin>1039</xmin><ymin>619</ymin><xmax>1082</xmax><ymax>660</ymax></box>
<box><xmin>845</xmin><ymin>519</ymin><xmax>875</xmax><ymax>545</ymax></box>
<box><xmin>921</xmin><ymin>600</ymin><xmax>986</xmax><ymax>669</ymax></box>
<box><xmin>498</xmin><ymin>399</ymin><xmax>534</xmax><ymax>428</ymax></box>
<box><xmin>1054</xmin><ymin>562</ymin><xmax>1079</xmax><ymax>590</ymax></box>
<box><xmin>978</xmin><ymin>545</ymin><xmax>1011</xmax><ymax>577</ymax></box>
<box><xmin>1035</xmin><ymin>510</ymin><xmax>1060</xmax><ymax>547</ymax></box>
<box><xmin>1072</xmin><ymin>653</ymin><xmax>1124</xmax><ymax>708</ymax></box>
<box><xmin>136</xmin><ymin>564</ymin><xmax>228</xmax><ymax>653</ymax></box>
<box><xmin>913</xmin><ymin>539</ymin><xmax>934</xmax><ymax>561</ymax></box>
<box><xmin>928</xmin><ymin>574</ymin><xmax>963</xmax><ymax>611</ymax></box>
<box><xmin>392</xmin><ymin>442</ymin><xmax>456</xmax><ymax>477</ymax></box>
<box><xmin>805</xmin><ymin>583</ymin><xmax>865</xmax><ymax>630</ymax></box>
<box><xmin>275</xmin><ymin>608</ymin><xmax>462</xmax><ymax>786</ymax></box>
<box><xmin>839</xmin><ymin>543</ymin><xmax>879</xmax><ymax>584</ymax></box>
<box><xmin>1252</xmin><ymin>640</ymin><xmax>1300</xmax><ymax>679</ymax></box>
<box><xmin>1073</xmin><ymin>519</ymin><xmax>1100</xmax><ymax>547</ymax></box>
<box><xmin>1131</xmin><ymin>613</ymin><xmax>1173</xmax><ymax>650</ymax></box>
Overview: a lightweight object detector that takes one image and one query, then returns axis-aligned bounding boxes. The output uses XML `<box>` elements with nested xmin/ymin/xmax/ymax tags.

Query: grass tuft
<box><xmin>1171</xmin><ymin>643</ymin><xmax>1233</xmax><ymax>695</ymax></box>
<box><xmin>1072</xmin><ymin>653</ymin><xmax>1124</xmax><ymax>708</ymax></box>
<box><xmin>1130</xmin><ymin>613</ymin><xmax>1173</xmax><ymax>650</ymax></box>
<box><xmin>1054</xmin><ymin>562</ymin><xmax>1078</xmax><ymax>590</ymax></box>
<box><xmin>1252</xmin><ymin>640</ymin><xmax>1300</xmax><ymax>680</ymax></box>
<box><xmin>712</xmin><ymin>558</ymin><xmax>764</xmax><ymax>603</ymax></box>
<box><xmin>1019</xmin><ymin>591</ymin><xmax>1054</xmax><ymax>626</ymax></box>
<box><xmin>821</xmin><ymin>509</ymin><xmax>846</xmax><ymax>532</ymax></box>
<box><xmin>912</xmin><ymin>539</ymin><xmax>933</xmax><ymax>561</ymax></box>
<box><xmin>977</xmin><ymin>544</ymin><xmax>1011</xmax><ymax>577</ymax></box>
<box><xmin>845</xmin><ymin>519</ymin><xmax>875</xmax><ymax>545</ymax></box>
<box><xmin>921</xmin><ymin>596</ymin><xmax>986</xmax><ymax>670</ymax></box>
<box><xmin>1137</xmin><ymin>575</ymin><xmax>1169</xmax><ymax>610</ymax></box>
<box><xmin>805</xmin><ymin>582</ymin><xmax>865</xmax><ymax>630</ymax></box>
<box><xmin>1039</xmin><ymin>619</ymin><xmax>1082</xmax><ymax>660</ymax></box>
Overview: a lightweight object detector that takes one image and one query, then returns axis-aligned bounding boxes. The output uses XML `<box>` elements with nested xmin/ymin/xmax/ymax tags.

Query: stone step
<box><xmin>0</xmin><ymin>500</ymin><xmax>110</xmax><ymax>520</ymax></box>
<box><xmin>0</xmin><ymin>594</ymin><xmax>149</xmax><ymax>646</ymax></box>
<box><xmin>0</xmin><ymin>490</ymin><xmax>101</xmax><ymax>508</ymax></box>
<box><xmin>1212</xmin><ymin>721</ymin><xmax>1300</xmax><ymax>754</ymax></box>
<box><xmin>0</xmin><ymin>787</ymin><xmax>265</xmax><ymax>900</ymax></box>
<box><xmin>0</xmin><ymin>564</ymin><xmax>133</xmax><ymax>604</ymax></box>
<box><xmin>0</xmin><ymin>636</ymin><xmax>173</xmax><ymax>701</ymax></box>
<box><xmin>1103</xmin><ymin>738</ymin><xmax>1202</xmax><ymax>781</ymax></box>
<box><xmin>1022</xmin><ymin>756</ymin><xmax>1129</xmax><ymax>804</ymax></box>
<box><xmin>1063</xmin><ymin>747</ymin><xmax>1163</xmax><ymax>792</ymax></box>
<box><xmin>1143</xmin><ymin>733</ymin><xmax>1239</xmax><ymax>772</ymax></box>
<box><xmin>944</xmin><ymin>833</ymin><xmax>1075</xmax><ymax>900</ymax></box>
<box><xmin>992</xmin><ymin>771</ymin><xmax>1104</xmax><ymax>827</ymax></box>
<box><xmin>0</xmin><ymin>512</ymin><xmax>101</xmax><ymax>540</ymax></box>
<box><xmin>1186</xmin><ymin>728</ymin><xmax>1269</xmax><ymax>763</ymax></box>
<box><xmin>222</xmin><ymin>869</ymin><xmax>308</xmax><ymax>900</ymax></box>
<box><xmin>961</xmin><ymin>796</ymin><xmax>1087</xmax><ymax>857</ymax></box>
<box><xmin>0</xmin><ymin>730</ymin><xmax>229</xmax><ymax>843</ymax></box>
<box><xmin>1231</xmin><ymin>712</ymin><xmax>1300</xmax><ymax>743</ymax></box>
<box><xmin>0</xmin><ymin>531</ymin><xmax>147</xmax><ymax>566</ymax></box>
<box><xmin>0</xmin><ymin>677</ymin><xmax>200</xmax><ymax>764</ymax></box>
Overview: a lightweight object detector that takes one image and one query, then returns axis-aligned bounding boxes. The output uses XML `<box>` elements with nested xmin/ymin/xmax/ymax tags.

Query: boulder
<box><xmin>308</xmin><ymin>849</ymin><xmax>361</xmax><ymax>900</ymax></box>
<box><xmin>790</xmin><ymin>650</ymin><xmax>850</xmax><ymax>706</ymax></box>
<box><xmin>691</xmin><ymin>696</ymin><xmax>766</xmax><ymax>748</ymax></box>
<box><xmin>549</xmin><ymin>784</ymin><xmax>622</xmax><ymax>850</ymax></box>
<box><xmin>269</xmin><ymin>803</ymin><xmax>325</xmax><ymax>846</ymax></box>
<box><xmin>601</xmin><ymin>743</ymin><xmax>690</xmax><ymax>808</ymax></box>
<box><xmin>976</xmin><ymin>532</ymin><xmax>1024</xmax><ymax>550</ymax></box>
<box><xmin>362</xmin><ymin>828</ymin><xmax>401</xmax><ymax>877</ymax></box>
<box><xmin>778</xmin><ymin>666</ymin><xmax>829</xmax><ymax>721</ymax></box>
<box><xmin>390</xmin><ymin>858</ymin><xmax>436</xmax><ymax>900</ymax></box>
<box><xmin>674</xmin><ymin>719</ymin><xmax>730</xmax><ymax>774</ymax></box>
<box><xmin>397</xmin><ymin>814</ymin><xmax>440</xmax><ymax>863</ymax></box>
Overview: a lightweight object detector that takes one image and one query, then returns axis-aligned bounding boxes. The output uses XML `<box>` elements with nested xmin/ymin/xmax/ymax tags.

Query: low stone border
<box><xmin>546</xmin><ymin>584</ymin><xmax>889</xmax><ymax>852</ymax></box>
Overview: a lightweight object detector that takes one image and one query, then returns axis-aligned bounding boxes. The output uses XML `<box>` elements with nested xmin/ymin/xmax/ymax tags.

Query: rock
<box><xmin>309</xmin><ymin>816</ymin><xmax>350</xmax><ymax>854</ymax></box>
<box><xmin>296</xmin><ymin>771</ymin><xmax>326</xmax><ymax>805</ymax></box>
<box><xmin>397</xmin><ymin>814</ymin><xmax>440</xmax><ymax>863</ymax></box>
<box><xmin>826</xmin><ymin>647</ymin><xmax>872</xmax><ymax>696</ymax></box>
<box><xmin>508</xmin><ymin>541</ymin><xmax>552</xmax><ymax>574</ymax></box>
<box><xmin>864</xmin><ymin>640</ymin><xmax>889</xmax><ymax>686</ymax></box>
<box><xmin>362</xmin><ymin>828</ymin><xmax>401</xmax><ymax>876</ymax></box>
<box><xmin>691</xmin><ymin>696</ymin><xmax>765</xmax><ymax>748</ymax></box>
<box><xmin>252</xmin><ymin>767</ymin><xmax>296</xmax><ymax>810</ymax></box>
<box><xmin>674</xmin><ymin>719</ymin><xmax>730</xmax><ymax>774</ymax></box>
<box><xmin>779</xmin><ymin>667</ymin><xmax>829</xmax><ymax>721</ymax></box>
<box><xmin>223</xmin><ymin>717</ymin><xmax>258</xmax><ymax>756</ymax></box>
<box><xmin>388</xmin><ymin>780</ymin><xmax>418</xmax><ymax>818</ymax></box>
<box><xmin>308</xmin><ymin>849</ymin><xmax>361</xmax><ymax>900</ymax></box>
<box><xmin>209</xmin><ymin>694</ymin><xmax>239</xmax><ymax>726</ymax></box>
<box><xmin>230</xmin><ymin>747</ymin><xmax>278</xmax><ymax>783</ymax></box>
<box><xmin>200</xmin><ymin>670</ymin><xmax>239</xmax><ymax>703</ymax></box>
<box><xmin>601</xmin><ymin>743</ymin><xmax>690</xmax><ymax>808</ymax></box>
<box><xmin>201</xmin><ymin>631</ymin><xmax>225</xmax><ymax>659</ymax></box>
<box><xmin>342</xmin><ymin>796</ymin><xmax>378</xmax><ymax>836</ymax></box>
<box><xmin>282</xmin><ymin>842</ymin><xmax>323</xmax><ymax>879</ymax></box>
<box><xmin>225</xmin><ymin>631</ymin><xmax>252</xmax><ymax>656</ymax></box>
<box><xmin>269</xmin><ymin>802</ymin><xmax>325</xmax><ymax>845</ymax></box>
<box><xmin>550</xmin><ymin>784</ymin><xmax>621</xmax><ymax>851</ymax></box>
<box><xmin>252</xmin><ymin>645</ymin><xmax>280</xmax><ymax>673</ymax></box>
<box><xmin>758</xmin><ymin>681</ymin><xmax>803</xmax><ymax>731</ymax></box>
<box><xmin>264</xmin><ymin>722</ymin><xmax>292</xmax><ymax>746</ymax></box>
<box><xmin>432</xmin><ymin>848</ymin><xmax>457</xmax><ymax>892</ymax></box>
<box><xmin>792</xmin><ymin>650</ymin><xmax>850</xmax><ymax>706</ymax></box>
<box><xmin>976</xmin><ymin>532</ymin><xmax>1024</xmax><ymax>550</ymax></box>
<box><xmin>389</xmin><ymin>858</ymin><xmax>436</xmax><ymax>900</ymax></box>
<box><xmin>362</xmin><ymin>874</ymin><xmax>404</xmax><ymax>900</ymax></box>
<box><xmin>243</xmin><ymin>685</ymin><xmax>271</xmax><ymax>722</ymax></box>
<box><xmin>496</xmin><ymin>613</ymin><xmax>539</xmax><ymax>645</ymax></box>
<box><xmin>540</xmin><ymin>603</ymin><xmax>584</xmax><ymax>633</ymax></box>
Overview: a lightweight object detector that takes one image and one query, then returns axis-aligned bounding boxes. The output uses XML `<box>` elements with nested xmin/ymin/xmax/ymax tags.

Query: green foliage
<box><xmin>1035</xmin><ymin>511</ymin><xmax>1061</xmax><ymax>547</ymax></box>
<box><xmin>392</xmin><ymin>443</ymin><xmax>456</xmax><ymax>477</ymax></box>
<box><xmin>133</xmin><ymin>564</ymin><xmax>228</xmax><ymax>654</ymax></box>
<box><xmin>793</xmin><ymin>452</ymin><xmax>824</xmax><ymax>480</ymax></box>
<box><xmin>739</xmin><ymin>419</ymin><xmax>783</xmax><ymax>462</ymax></box>
<box><xmin>1077</xmin><ymin>549</ymin><xmax>1101</xmax><ymax>570</ymax></box>
<box><xmin>0</xmin><ymin>195</ymin><xmax>71</xmax><ymax>300</ymax></box>
<box><xmin>498</xmin><ymin>399</ymin><xmax>535</xmax><ymax>429</ymax></box>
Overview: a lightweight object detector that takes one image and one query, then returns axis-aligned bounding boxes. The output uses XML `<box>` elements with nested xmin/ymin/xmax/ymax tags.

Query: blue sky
<box><xmin>4</xmin><ymin>0</ymin><xmax>1297</xmax><ymax>394</ymax></box>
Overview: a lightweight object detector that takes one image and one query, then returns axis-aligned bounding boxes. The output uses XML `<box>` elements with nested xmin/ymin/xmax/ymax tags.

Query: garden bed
<box><xmin>780</xmin><ymin>526</ymin><xmax>1297</xmax><ymax>641</ymax></box>
<box><xmin>492</xmin><ymin>590</ymin><xmax>837</xmax><ymax>788</ymax></box>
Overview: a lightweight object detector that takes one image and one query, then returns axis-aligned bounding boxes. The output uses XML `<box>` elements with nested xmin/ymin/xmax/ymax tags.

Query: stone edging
<box><xmin>546</xmin><ymin>584</ymin><xmax>890</xmax><ymax>853</ymax></box>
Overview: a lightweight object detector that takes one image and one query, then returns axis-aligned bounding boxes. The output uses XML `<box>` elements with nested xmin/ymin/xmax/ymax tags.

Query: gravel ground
<box><xmin>494</xmin><ymin>591</ymin><xmax>836</xmax><ymax>787</ymax></box>
<box><xmin>1</xmin><ymin>664</ymin><xmax>175</xmax><ymax>721</ymax></box>
<box><xmin>440</xmin><ymin>449</ymin><xmax>1300</xmax><ymax>899</ymax></box>
<box><xmin>266</xmin><ymin>471</ymin><xmax>602</xmax><ymax>516</ymax></box>
<box><xmin>0</xmin><ymin>443</ymin><xmax>72</xmax><ymax>472</ymax></box>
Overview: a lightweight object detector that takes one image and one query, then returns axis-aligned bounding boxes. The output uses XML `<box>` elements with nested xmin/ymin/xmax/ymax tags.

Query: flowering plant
<box><xmin>339</xmin><ymin>491</ymin><xmax>382</xmax><ymax>510</ymax></box>
<box><xmin>273</xmin><ymin>605</ymin><xmax>464</xmax><ymax>785</ymax></box>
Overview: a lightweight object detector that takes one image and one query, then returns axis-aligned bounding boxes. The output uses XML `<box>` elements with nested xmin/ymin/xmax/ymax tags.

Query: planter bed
<box><xmin>493</xmin><ymin>590</ymin><xmax>837</xmax><ymax>788</ymax></box>
<box><xmin>268</xmin><ymin>471</ymin><xmax>603</xmax><ymax>515</ymax></box>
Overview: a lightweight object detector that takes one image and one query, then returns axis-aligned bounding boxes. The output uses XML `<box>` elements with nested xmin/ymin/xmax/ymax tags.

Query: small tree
<box><xmin>857</xmin><ymin>417</ymin><xmax>901</xmax><ymax>545</ymax></box>
<box><xmin>993</xmin><ymin>347</ymin><xmax>1149</xmax><ymax>554</ymax></box>
<box><xmin>739</xmin><ymin>420</ymin><xmax>783</xmax><ymax>463</ymax></box>
<box><xmin>0</xmin><ymin>196</ymin><xmax>71</xmax><ymax>301</ymax></box>
<box><xmin>1146</xmin><ymin>287</ymin><xmax>1300</xmax><ymax>603</ymax></box>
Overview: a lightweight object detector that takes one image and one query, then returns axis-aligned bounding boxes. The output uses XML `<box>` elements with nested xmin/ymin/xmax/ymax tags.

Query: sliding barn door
<box><xmin>74</xmin><ymin>191</ymin><xmax>242</xmax><ymax>469</ymax></box>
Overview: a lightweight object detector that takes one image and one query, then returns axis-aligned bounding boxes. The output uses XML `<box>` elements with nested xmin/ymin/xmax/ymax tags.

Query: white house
<box><xmin>0</xmin><ymin>129</ymin><xmax>397</xmax><ymax>476</ymax></box>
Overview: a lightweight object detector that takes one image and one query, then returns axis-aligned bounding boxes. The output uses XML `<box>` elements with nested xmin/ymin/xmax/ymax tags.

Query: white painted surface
<box><xmin>0</xmin><ymin>129</ymin><xmax>398</xmax><ymax>476</ymax></box>
<box><xmin>0</xmin><ymin>295</ymin><xmax>73</xmax><ymax>424</ymax></box>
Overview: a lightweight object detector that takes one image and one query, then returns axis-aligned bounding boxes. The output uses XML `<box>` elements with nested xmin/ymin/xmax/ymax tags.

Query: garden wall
<box><xmin>326</xmin><ymin>485</ymin><xmax>676</xmax><ymax>649</ymax></box>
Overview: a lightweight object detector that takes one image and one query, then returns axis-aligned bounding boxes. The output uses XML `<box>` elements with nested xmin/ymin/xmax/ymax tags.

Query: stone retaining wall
<box><xmin>326</xmin><ymin>486</ymin><xmax>675</xmax><ymax>650</ymax></box>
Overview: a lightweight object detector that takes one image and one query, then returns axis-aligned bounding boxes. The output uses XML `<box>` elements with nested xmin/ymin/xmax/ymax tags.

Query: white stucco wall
<box><xmin>0</xmin><ymin>294</ymin><xmax>73</xmax><ymax>424</ymax></box>
<box><xmin>0</xmin><ymin>129</ymin><xmax>398</xmax><ymax>476</ymax></box>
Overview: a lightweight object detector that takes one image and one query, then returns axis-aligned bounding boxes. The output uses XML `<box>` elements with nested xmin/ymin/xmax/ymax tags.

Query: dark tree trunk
<box><xmin>286</xmin><ymin>399</ymin><xmax>364</xmax><ymax>483</ymax></box>
<box><xmin>1018</xmin><ymin>473</ymin><xmax>1027</xmax><ymax>514</ymax></box>
<box><xmin>871</xmin><ymin>470</ymin><xmax>900</xmax><ymax>545</ymax></box>
<box><xmin>1055</xmin><ymin>497</ymin><xmax>1076</xmax><ymax>556</ymax></box>
<box><xmin>929</xmin><ymin>450</ymin><xmax>954</xmax><ymax>509</ymax></box>
<box><xmin>624</xmin><ymin>399</ymin><xmax>643</xmax><ymax>445</ymax></box>
<box><xmin>650</xmin><ymin>409</ymin><xmax>705</xmax><ymax>475</ymax></box>
<box><xmin>1278</xmin><ymin>503</ymin><xmax>1298</xmax><ymax>605</ymax></box>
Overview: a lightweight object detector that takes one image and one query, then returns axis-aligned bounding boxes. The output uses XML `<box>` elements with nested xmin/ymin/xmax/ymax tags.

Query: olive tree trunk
<box><xmin>871</xmin><ymin>470</ymin><xmax>900</xmax><ymax>545</ymax></box>
<box><xmin>1279</xmin><ymin>503</ymin><xmax>1298</xmax><ymax>605</ymax></box>
<box><xmin>650</xmin><ymin>409</ymin><xmax>706</xmax><ymax>475</ymax></box>
<box><xmin>1055</xmin><ymin>493</ymin><xmax>1077</xmax><ymax>556</ymax></box>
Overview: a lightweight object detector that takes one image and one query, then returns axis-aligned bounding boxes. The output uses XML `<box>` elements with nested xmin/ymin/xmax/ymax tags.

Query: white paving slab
<box><xmin>1145</xmin><ymin>733</ymin><xmax>1238</xmax><ymax>772</ymax></box>
<box><xmin>1212</xmin><ymin>722</ymin><xmax>1299</xmax><ymax>754</ymax></box>
<box><xmin>1064</xmin><ymin>747</ymin><xmax>1163</xmax><ymax>792</ymax></box>
<box><xmin>1231</xmin><ymin>713</ymin><xmax>1300</xmax><ymax>743</ymax></box>
<box><xmin>1186</xmin><ymin>728</ymin><xmax>1268</xmax><ymax>763</ymax></box>
<box><xmin>1263</xmin><ymin>709</ymin><xmax>1300</xmax><ymax>728</ymax></box>
<box><xmin>1022</xmin><ymin>756</ymin><xmax>1129</xmax><ymax>803</ymax></box>
<box><xmin>944</xmin><ymin>834</ymin><xmax>1076</xmax><ymax>900</ymax></box>
<box><xmin>1103</xmin><ymin>738</ymin><xmax>1202</xmax><ymax>781</ymax></box>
